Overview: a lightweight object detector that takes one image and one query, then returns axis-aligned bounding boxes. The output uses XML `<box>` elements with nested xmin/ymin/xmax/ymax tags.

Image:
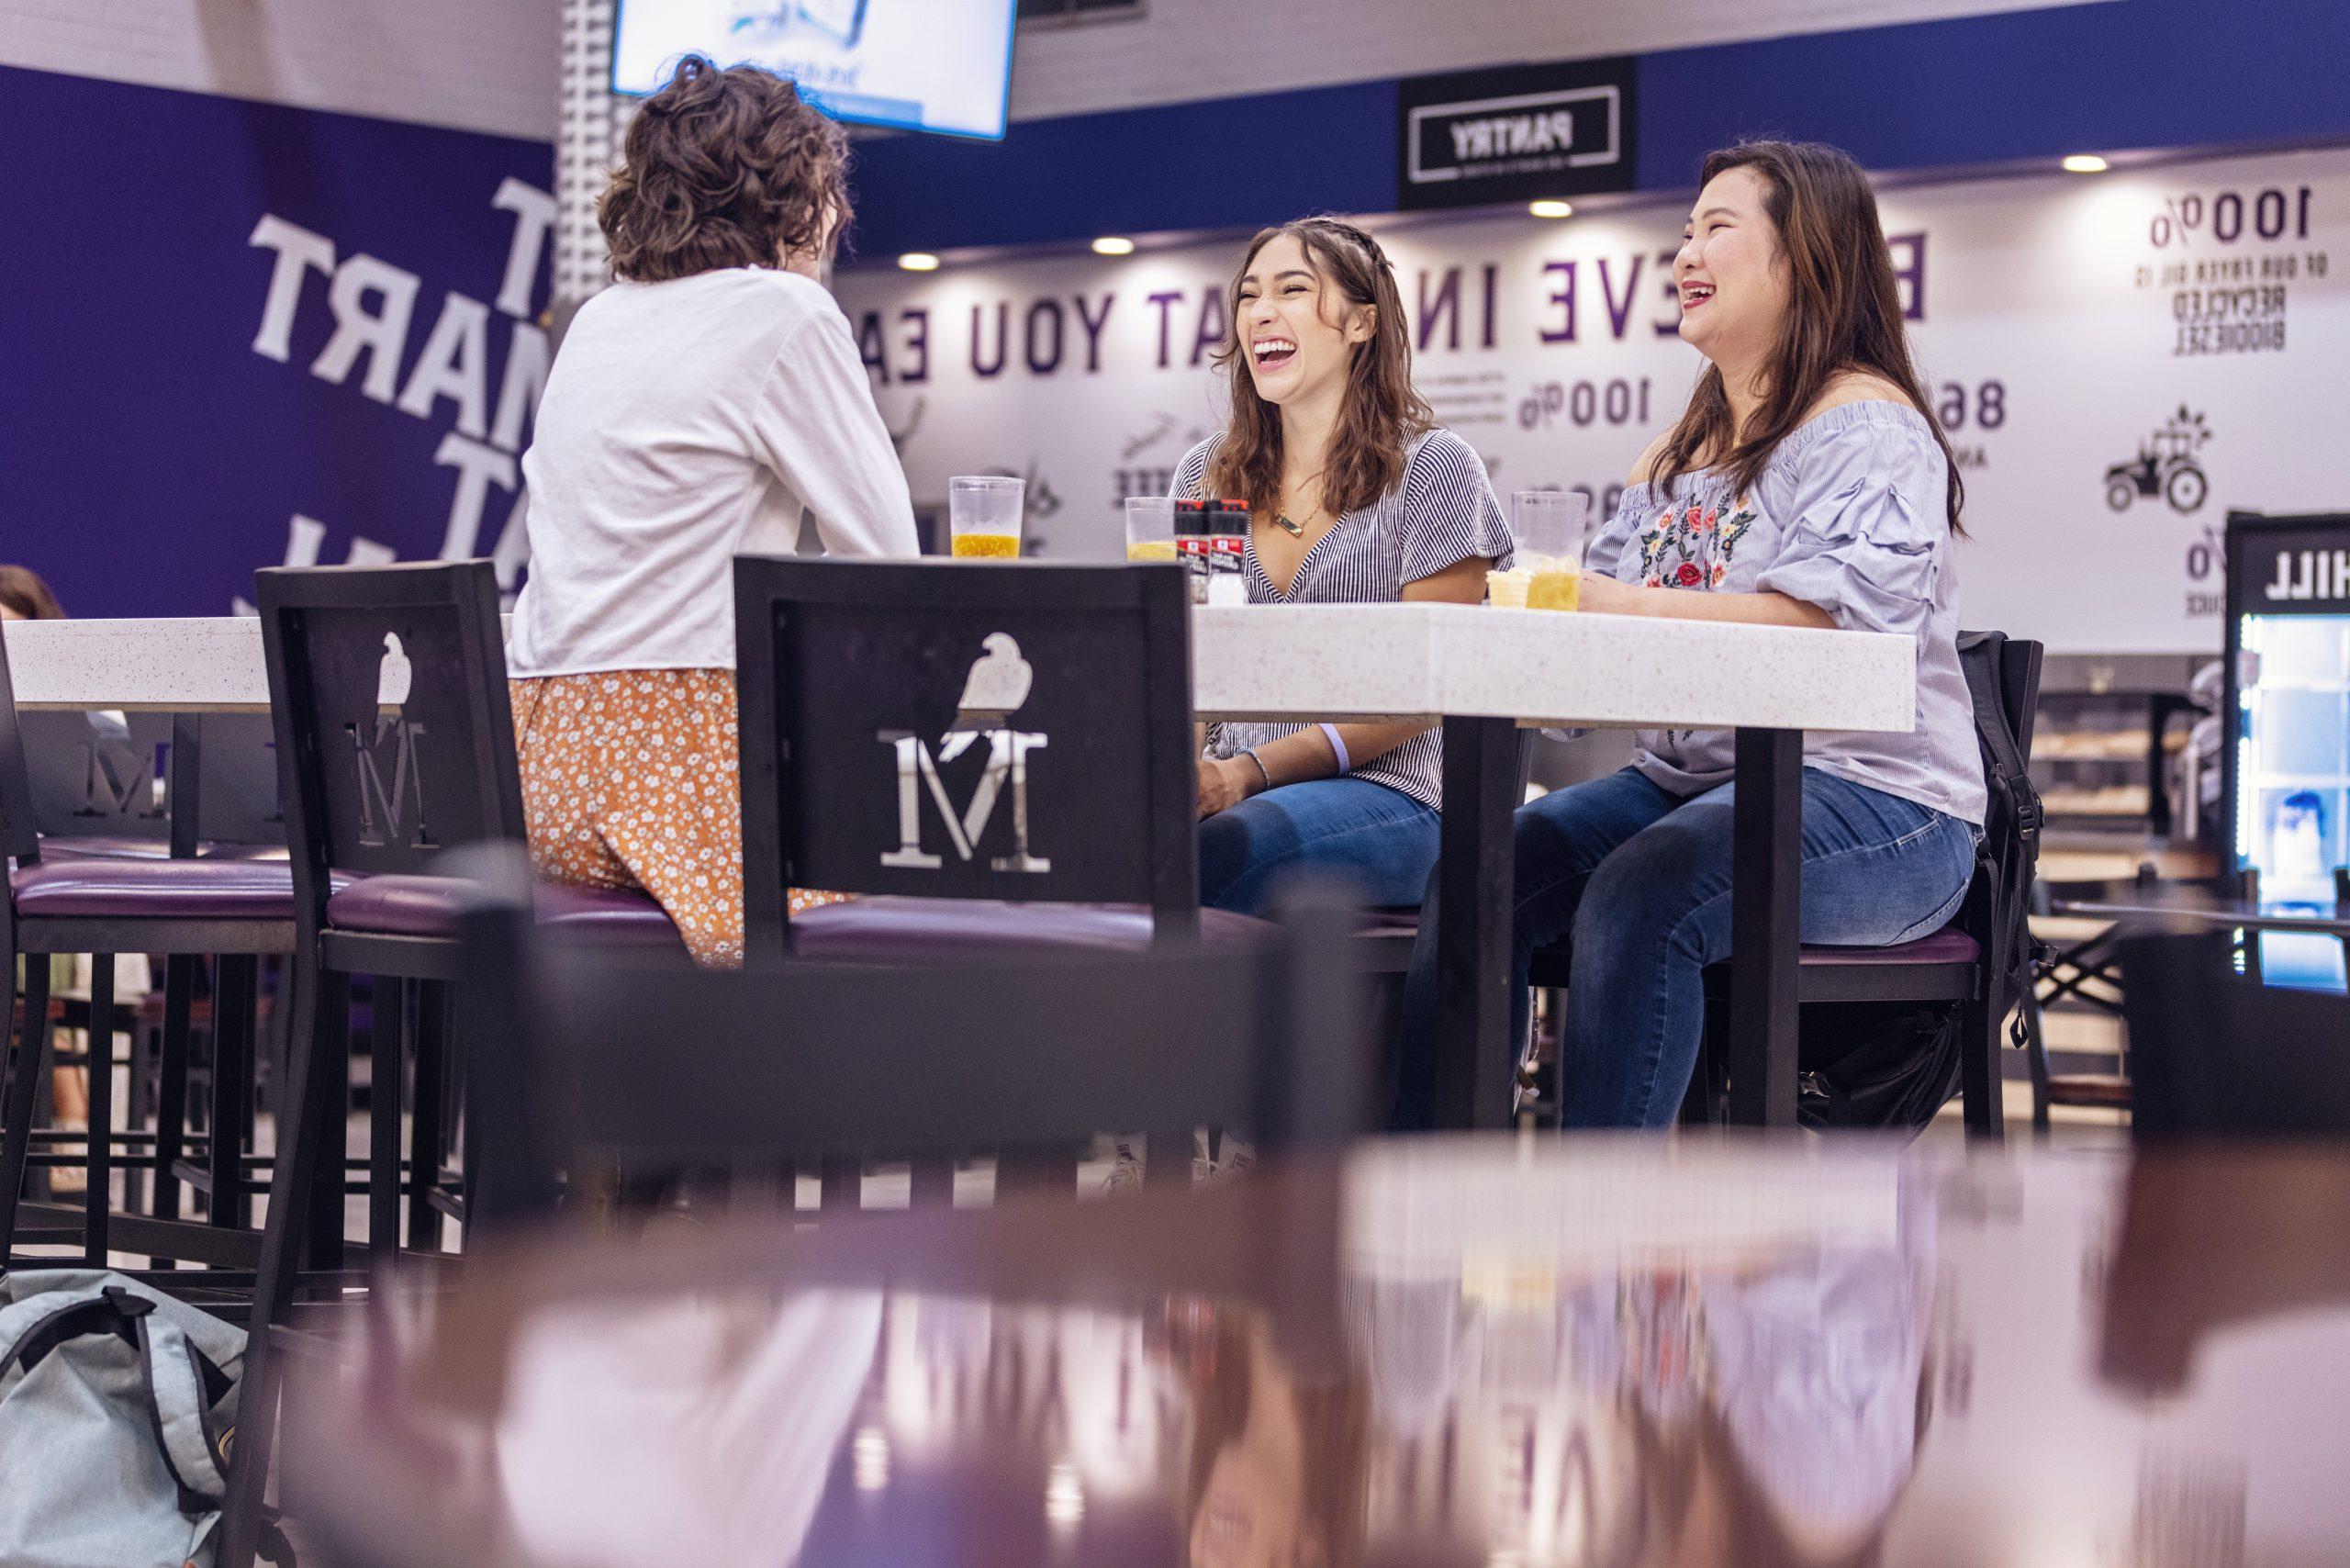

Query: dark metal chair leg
<box><xmin>83</xmin><ymin>954</ymin><xmax>117</xmax><ymax>1264</ymax></box>
<box><xmin>1959</xmin><ymin>991</ymin><xmax>2005</xmax><ymax>1139</ymax></box>
<box><xmin>908</xmin><ymin>1155</ymin><xmax>957</xmax><ymax>1206</ymax></box>
<box><xmin>306</xmin><ymin>970</ymin><xmax>351</xmax><ymax>1271</ymax></box>
<box><xmin>2023</xmin><ymin>980</ymin><xmax>2055</xmax><ymax>1133</ymax></box>
<box><xmin>218</xmin><ymin>962</ymin><xmax>344</xmax><ymax>1568</ymax></box>
<box><xmin>407</xmin><ymin>981</ymin><xmax>448</xmax><ymax>1250</ymax></box>
<box><xmin>211</xmin><ymin>958</ymin><xmax>256</xmax><ymax>1232</ymax></box>
<box><xmin>1</xmin><ymin>958</ymin><xmax>54</xmax><ymax>1264</ymax></box>
<box><xmin>997</xmin><ymin>1146</ymin><xmax>1079</xmax><ymax>1198</ymax></box>
<box><xmin>369</xmin><ymin>980</ymin><xmax>410</xmax><ymax>1267</ymax></box>
<box><xmin>151</xmin><ymin>953</ymin><xmax>197</xmax><ymax>1267</ymax></box>
<box><xmin>820</xmin><ymin>1154</ymin><xmax>863</xmax><ymax>1213</ymax></box>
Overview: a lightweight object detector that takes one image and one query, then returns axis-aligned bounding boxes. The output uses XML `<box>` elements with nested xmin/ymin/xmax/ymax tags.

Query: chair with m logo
<box><xmin>733</xmin><ymin>557</ymin><xmax>1260</xmax><ymax>1203</ymax></box>
<box><xmin>219</xmin><ymin>560</ymin><xmax>681</xmax><ymax>1568</ymax></box>
<box><xmin>2</xmin><ymin>641</ymin><xmax>294</xmax><ymax>1276</ymax></box>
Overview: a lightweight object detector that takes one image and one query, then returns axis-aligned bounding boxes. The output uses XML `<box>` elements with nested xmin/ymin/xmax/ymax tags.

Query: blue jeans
<box><xmin>1200</xmin><ymin>778</ymin><xmax>1441</xmax><ymax>916</ymax></box>
<box><xmin>1402</xmin><ymin>767</ymin><xmax>1975</xmax><ymax>1128</ymax></box>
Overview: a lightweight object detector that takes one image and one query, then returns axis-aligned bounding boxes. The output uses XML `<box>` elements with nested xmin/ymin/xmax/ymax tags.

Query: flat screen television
<box><xmin>612</xmin><ymin>0</ymin><xmax>1018</xmax><ymax>140</ymax></box>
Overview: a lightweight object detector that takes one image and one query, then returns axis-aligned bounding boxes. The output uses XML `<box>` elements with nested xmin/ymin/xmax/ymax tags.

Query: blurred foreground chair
<box><xmin>733</xmin><ymin>556</ymin><xmax>1270</xmax><ymax>1197</ymax></box>
<box><xmin>2121</xmin><ymin>927</ymin><xmax>2350</xmax><ymax>1138</ymax></box>
<box><xmin>453</xmin><ymin>846</ymin><xmax>1373</xmax><ymax>1234</ymax></box>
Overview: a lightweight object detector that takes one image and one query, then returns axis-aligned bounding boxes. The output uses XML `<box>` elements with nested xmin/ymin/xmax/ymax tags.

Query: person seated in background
<box><xmin>1404</xmin><ymin>140</ymin><xmax>1985</xmax><ymax>1128</ymax></box>
<box><xmin>507</xmin><ymin>55</ymin><xmax>920</xmax><ymax>968</ymax></box>
<box><xmin>1177</xmin><ymin>218</ymin><xmax>1511</xmax><ymax>916</ymax></box>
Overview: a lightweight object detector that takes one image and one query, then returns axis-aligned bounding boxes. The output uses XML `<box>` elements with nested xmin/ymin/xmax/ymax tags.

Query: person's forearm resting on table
<box><xmin>1576</xmin><ymin>574</ymin><xmax>1836</xmax><ymax>630</ymax></box>
<box><xmin>1196</xmin><ymin>557</ymin><xmax>1488</xmax><ymax>818</ymax></box>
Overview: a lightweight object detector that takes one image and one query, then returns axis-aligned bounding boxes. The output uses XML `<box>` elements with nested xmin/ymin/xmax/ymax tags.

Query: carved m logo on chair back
<box><xmin>345</xmin><ymin>715</ymin><xmax>433</xmax><ymax>850</ymax></box>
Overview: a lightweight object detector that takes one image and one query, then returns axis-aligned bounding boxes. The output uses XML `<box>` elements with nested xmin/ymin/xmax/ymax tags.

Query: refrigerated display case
<box><xmin>2222</xmin><ymin>511</ymin><xmax>2350</xmax><ymax>989</ymax></box>
<box><xmin>2224</xmin><ymin>511</ymin><xmax>2350</xmax><ymax>893</ymax></box>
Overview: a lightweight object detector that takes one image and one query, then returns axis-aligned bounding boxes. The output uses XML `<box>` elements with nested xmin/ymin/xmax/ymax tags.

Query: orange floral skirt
<box><xmin>509</xmin><ymin>670</ymin><xmax>846</xmax><ymax>968</ymax></box>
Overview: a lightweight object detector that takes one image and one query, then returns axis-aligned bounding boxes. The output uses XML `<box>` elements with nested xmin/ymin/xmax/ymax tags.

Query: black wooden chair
<box><xmin>1528</xmin><ymin>632</ymin><xmax>2043</xmax><ymax>1137</ymax></box>
<box><xmin>2121</xmin><ymin>927</ymin><xmax>2350</xmax><ymax>1138</ymax></box>
<box><xmin>450</xmin><ymin>845</ymin><xmax>1371</xmax><ymax>1234</ymax></box>
<box><xmin>220</xmin><ymin>560</ymin><xmax>685</xmax><ymax>1568</ymax></box>
<box><xmin>3</xmin><ymin>634</ymin><xmax>296</xmax><ymax>1272</ymax></box>
<box><xmin>730</xmin><ymin>555</ymin><xmax>1236</xmax><ymax>962</ymax></box>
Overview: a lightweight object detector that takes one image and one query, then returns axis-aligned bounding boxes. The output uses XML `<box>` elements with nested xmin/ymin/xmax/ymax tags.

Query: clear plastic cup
<box><xmin>1124</xmin><ymin>497</ymin><xmax>1178</xmax><ymax>563</ymax></box>
<box><xmin>948</xmin><ymin>476</ymin><xmax>1024</xmax><ymax>558</ymax></box>
<box><xmin>1512</xmin><ymin>489</ymin><xmax>1592</xmax><ymax>610</ymax></box>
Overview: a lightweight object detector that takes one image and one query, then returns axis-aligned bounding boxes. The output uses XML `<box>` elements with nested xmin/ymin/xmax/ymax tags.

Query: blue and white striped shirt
<box><xmin>1173</xmin><ymin>429</ymin><xmax>1513</xmax><ymax>809</ymax></box>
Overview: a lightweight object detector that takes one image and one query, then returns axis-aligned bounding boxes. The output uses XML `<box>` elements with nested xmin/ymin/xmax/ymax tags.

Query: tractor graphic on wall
<box><xmin>2107</xmin><ymin>406</ymin><xmax>2210</xmax><ymax>514</ymax></box>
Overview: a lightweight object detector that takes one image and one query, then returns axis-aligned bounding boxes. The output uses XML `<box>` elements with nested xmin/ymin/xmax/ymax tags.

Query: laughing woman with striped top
<box><xmin>1174</xmin><ymin>218</ymin><xmax>1513</xmax><ymax>915</ymax></box>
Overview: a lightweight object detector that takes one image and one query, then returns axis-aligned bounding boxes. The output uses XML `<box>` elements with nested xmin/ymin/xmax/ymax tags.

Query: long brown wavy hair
<box><xmin>1205</xmin><ymin>218</ymin><xmax>1434</xmax><ymax>519</ymax></box>
<box><xmin>1652</xmin><ymin>141</ymin><xmax>1965</xmax><ymax>535</ymax></box>
<box><xmin>599</xmin><ymin>55</ymin><xmax>850</xmax><ymax>284</ymax></box>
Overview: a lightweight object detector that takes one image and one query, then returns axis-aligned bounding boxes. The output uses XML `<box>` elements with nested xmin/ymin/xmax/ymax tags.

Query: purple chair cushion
<box><xmin>1797</xmin><ymin>927</ymin><xmax>1980</xmax><ymax>967</ymax></box>
<box><xmin>788</xmin><ymin>897</ymin><xmax>1268</xmax><ymax>961</ymax></box>
<box><xmin>325</xmin><ymin>875</ymin><xmax>681</xmax><ymax>946</ymax></box>
<box><xmin>38</xmin><ymin>834</ymin><xmax>288</xmax><ymax>863</ymax></box>
<box><xmin>10</xmin><ymin>857</ymin><xmax>299</xmax><ymax>919</ymax></box>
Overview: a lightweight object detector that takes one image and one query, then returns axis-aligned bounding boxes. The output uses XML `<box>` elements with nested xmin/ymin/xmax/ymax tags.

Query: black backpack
<box><xmin>1797</xmin><ymin>631</ymin><xmax>2044</xmax><ymax>1133</ymax></box>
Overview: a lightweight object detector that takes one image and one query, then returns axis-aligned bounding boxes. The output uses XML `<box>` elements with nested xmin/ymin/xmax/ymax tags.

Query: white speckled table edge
<box><xmin>8</xmin><ymin>607</ymin><xmax>1916</xmax><ymax>734</ymax></box>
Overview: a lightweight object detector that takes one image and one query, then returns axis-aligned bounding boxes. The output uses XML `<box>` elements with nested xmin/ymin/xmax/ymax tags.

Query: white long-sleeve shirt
<box><xmin>509</xmin><ymin>266</ymin><xmax>919</xmax><ymax>676</ymax></box>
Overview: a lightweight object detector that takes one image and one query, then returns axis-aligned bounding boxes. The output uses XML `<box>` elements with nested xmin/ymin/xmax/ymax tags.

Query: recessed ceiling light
<box><xmin>1528</xmin><ymin>199</ymin><xmax>1574</xmax><ymax>218</ymax></box>
<box><xmin>1091</xmin><ymin>236</ymin><xmax>1136</xmax><ymax>256</ymax></box>
<box><xmin>898</xmin><ymin>252</ymin><xmax>941</xmax><ymax>271</ymax></box>
<box><xmin>2061</xmin><ymin>154</ymin><xmax>2109</xmax><ymax>174</ymax></box>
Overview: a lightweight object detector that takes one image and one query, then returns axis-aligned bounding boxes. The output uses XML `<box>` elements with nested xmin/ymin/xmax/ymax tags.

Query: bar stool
<box><xmin>219</xmin><ymin>559</ymin><xmax>679</xmax><ymax>1568</ymax></box>
<box><xmin>2</xmin><ymin>645</ymin><xmax>295</xmax><ymax>1274</ymax></box>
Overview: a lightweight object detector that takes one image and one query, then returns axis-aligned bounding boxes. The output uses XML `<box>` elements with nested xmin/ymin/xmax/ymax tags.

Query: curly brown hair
<box><xmin>599</xmin><ymin>55</ymin><xmax>851</xmax><ymax>284</ymax></box>
<box><xmin>1204</xmin><ymin>218</ymin><xmax>1435</xmax><ymax>521</ymax></box>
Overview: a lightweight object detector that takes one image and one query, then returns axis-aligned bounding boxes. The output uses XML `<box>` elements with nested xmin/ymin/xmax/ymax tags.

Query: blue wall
<box><xmin>845</xmin><ymin>0</ymin><xmax>2350</xmax><ymax>258</ymax></box>
<box><xmin>0</xmin><ymin>65</ymin><xmax>554</xmax><ymax>617</ymax></box>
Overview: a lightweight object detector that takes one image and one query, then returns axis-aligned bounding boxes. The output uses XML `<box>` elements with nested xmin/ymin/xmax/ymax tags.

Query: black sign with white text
<box><xmin>2232</xmin><ymin>513</ymin><xmax>2350</xmax><ymax>617</ymax></box>
<box><xmin>1397</xmin><ymin>59</ymin><xmax>1638</xmax><ymax>211</ymax></box>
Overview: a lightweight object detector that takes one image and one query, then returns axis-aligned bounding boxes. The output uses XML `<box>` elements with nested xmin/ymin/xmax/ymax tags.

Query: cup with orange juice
<box><xmin>948</xmin><ymin>475</ymin><xmax>1024</xmax><ymax>558</ymax></box>
<box><xmin>1507</xmin><ymin>488</ymin><xmax>1594</xmax><ymax>610</ymax></box>
<box><xmin>1124</xmin><ymin>496</ymin><xmax>1179</xmax><ymax>563</ymax></box>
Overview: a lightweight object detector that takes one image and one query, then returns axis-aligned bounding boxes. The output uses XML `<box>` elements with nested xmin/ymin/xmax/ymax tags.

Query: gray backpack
<box><xmin>0</xmin><ymin>1270</ymin><xmax>265</xmax><ymax>1568</ymax></box>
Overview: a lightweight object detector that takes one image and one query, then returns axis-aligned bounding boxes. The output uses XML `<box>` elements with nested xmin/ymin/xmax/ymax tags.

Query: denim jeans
<box><xmin>1401</xmin><ymin>767</ymin><xmax>1976</xmax><ymax>1128</ymax></box>
<box><xmin>1200</xmin><ymin>777</ymin><xmax>1441</xmax><ymax>916</ymax></box>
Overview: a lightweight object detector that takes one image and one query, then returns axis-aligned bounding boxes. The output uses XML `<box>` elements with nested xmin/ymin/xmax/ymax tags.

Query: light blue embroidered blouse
<box><xmin>1587</xmin><ymin>400</ymin><xmax>1987</xmax><ymax>825</ymax></box>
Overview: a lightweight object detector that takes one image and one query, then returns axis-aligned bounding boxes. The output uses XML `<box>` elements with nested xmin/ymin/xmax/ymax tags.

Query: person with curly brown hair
<box><xmin>509</xmin><ymin>54</ymin><xmax>918</xmax><ymax>967</ymax></box>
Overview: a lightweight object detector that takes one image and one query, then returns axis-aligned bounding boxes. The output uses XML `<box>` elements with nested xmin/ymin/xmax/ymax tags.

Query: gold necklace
<box><xmin>1275</xmin><ymin>473</ymin><xmax>1326</xmax><ymax>537</ymax></box>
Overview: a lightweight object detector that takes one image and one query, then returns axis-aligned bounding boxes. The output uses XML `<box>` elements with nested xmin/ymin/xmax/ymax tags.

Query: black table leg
<box><xmin>1433</xmin><ymin>715</ymin><xmax>1521</xmax><ymax>1130</ymax></box>
<box><xmin>1727</xmin><ymin>727</ymin><xmax>1803</xmax><ymax>1128</ymax></box>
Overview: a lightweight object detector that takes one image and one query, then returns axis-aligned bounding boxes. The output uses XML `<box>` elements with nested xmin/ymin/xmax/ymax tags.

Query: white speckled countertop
<box><xmin>5</xmin><ymin>606</ymin><xmax>1914</xmax><ymax>734</ymax></box>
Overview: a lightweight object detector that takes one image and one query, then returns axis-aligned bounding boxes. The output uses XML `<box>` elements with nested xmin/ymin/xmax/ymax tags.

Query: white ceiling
<box><xmin>0</xmin><ymin>0</ymin><xmax>562</xmax><ymax>140</ymax></box>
